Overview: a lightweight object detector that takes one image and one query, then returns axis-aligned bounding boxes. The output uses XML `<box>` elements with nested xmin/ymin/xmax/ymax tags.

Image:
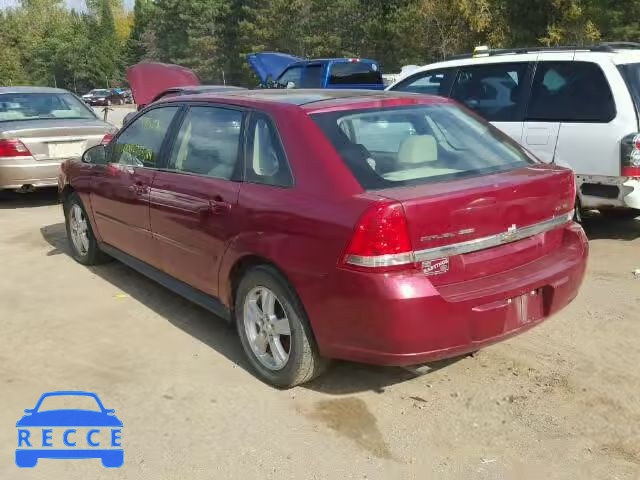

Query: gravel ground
<box><xmin>0</xmin><ymin>189</ymin><xmax>638</xmax><ymax>479</ymax></box>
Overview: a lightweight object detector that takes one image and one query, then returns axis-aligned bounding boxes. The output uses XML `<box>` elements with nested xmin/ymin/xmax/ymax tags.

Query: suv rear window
<box><xmin>619</xmin><ymin>63</ymin><xmax>640</xmax><ymax>119</ymax></box>
<box><xmin>312</xmin><ymin>104</ymin><xmax>535</xmax><ymax>190</ymax></box>
<box><xmin>328</xmin><ymin>62</ymin><xmax>383</xmax><ymax>86</ymax></box>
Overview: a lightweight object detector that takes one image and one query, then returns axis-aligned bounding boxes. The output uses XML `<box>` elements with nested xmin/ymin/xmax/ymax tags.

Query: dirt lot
<box><xmin>0</xmin><ymin>189</ymin><xmax>639</xmax><ymax>479</ymax></box>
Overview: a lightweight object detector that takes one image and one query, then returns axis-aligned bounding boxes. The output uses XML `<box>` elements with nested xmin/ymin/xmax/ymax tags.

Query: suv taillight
<box><xmin>0</xmin><ymin>139</ymin><xmax>31</xmax><ymax>157</ymax></box>
<box><xmin>621</xmin><ymin>133</ymin><xmax>640</xmax><ymax>177</ymax></box>
<box><xmin>101</xmin><ymin>133</ymin><xmax>114</xmax><ymax>145</ymax></box>
<box><xmin>342</xmin><ymin>202</ymin><xmax>415</xmax><ymax>271</ymax></box>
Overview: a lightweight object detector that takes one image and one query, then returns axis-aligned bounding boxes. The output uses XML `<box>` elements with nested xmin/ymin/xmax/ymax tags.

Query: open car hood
<box><xmin>247</xmin><ymin>52</ymin><xmax>303</xmax><ymax>83</ymax></box>
<box><xmin>126</xmin><ymin>62</ymin><xmax>200</xmax><ymax>106</ymax></box>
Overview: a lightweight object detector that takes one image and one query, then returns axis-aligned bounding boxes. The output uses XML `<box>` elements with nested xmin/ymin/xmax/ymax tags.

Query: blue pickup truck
<box><xmin>247</xmin><ymin>52</ymin><xmax>384</xmax><ymax>90</ymax></box>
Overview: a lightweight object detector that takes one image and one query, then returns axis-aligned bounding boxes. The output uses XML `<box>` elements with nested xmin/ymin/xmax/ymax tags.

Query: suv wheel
<box><xmin>64</xmin><ymin>192</ymin><xmax>110</xmax><ymax>265</ymax></box>
<box><xmin>235</xmin><ymin>265</ymin><xmax>328</xmax><ymax>387</ymax></box>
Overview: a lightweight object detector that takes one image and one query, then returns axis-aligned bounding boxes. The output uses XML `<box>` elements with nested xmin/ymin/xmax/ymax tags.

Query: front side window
<box><xmin>313</xmin><ymin>104</ymin><xmax>535</xmax><ymax>190</ymax></box>
<box><xmin>278</xmin><ymin>66</ymin><xmax>304</xmax><ymax>88</ymax></box>
<box><xmin>0</xmin><ymin>92</ymin><xmax>96</xmax><ymax>122</ymax></box>
<box><xmin>391</xmin><ymin>69</ymin><xmax>456</xmax><ymax>96</ymax></box>
<box><xmin>527</xmin><ymin>61</ymin><xmax>616</xmax><ymax>122</ymax></box>
<box><xmin>245</xmin><ymin>113</ymin><xmax>293</xmax><ymax>187</ymax></box>
<box><xmin>450</xmin><ymin>63</ymin><xmax>530</xmax><ymax>122</ymax></box>
<box><xmin>301</xmin><ymin>64</ymin><xmax>324</xmax><ymax>88</ymax></box>
<box><xmin>110</xmin><ymin>106</ymin><xmax>179</xmax><ymax>168</ymax></box>
<box><xmin>168</xmin><ymin>106</ymin><xmax>243</xmax><ymax>180</ymax></box>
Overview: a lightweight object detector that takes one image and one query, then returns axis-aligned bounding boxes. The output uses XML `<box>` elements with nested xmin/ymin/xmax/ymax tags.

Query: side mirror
<box><xmin>286</xmin><ymin>81</ymin><xmax>296</xmax><ymax>89</ymax></box>
<box><xmin>24</xmin><ymin>409</ymin><xmax>33</xmax><ymax>414</ymax></box>
<box><xmin>82</xmin><ymin>144</ymin><xmax>107</xmax><ymax>165</ymax></box>
<box><xmin>104</xmin><ymin>409</ymin><xmax>115</xmax><ymax>415</ymax></box>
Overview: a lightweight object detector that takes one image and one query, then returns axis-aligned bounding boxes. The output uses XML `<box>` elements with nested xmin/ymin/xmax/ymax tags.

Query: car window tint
<box><xmin>392</xmin><ymin>69</ymin><xmax>456</xmax><ymax>96</ymax></box>
<box><xmin>301</xmin><ymin>64</ymin><xmax>324</xmax><ymax>88</ymax></box>
<box><xmin>313</xmin><ymin>104</ymin><xmax>534</xmax><ymax>190</ymax></box>
<box><xmin>450</xmin><ymin>63</ymin><xmax>529</xmax><ymax>122</ymax></box>
<box><xmin>111</xmin><ymin>107</ymin><xmax>178</xmax><ymax>168</ymax></box>
<box><xmin>278</xmin><ymin>66</ymin><xmax>303</xmax><ymax>87</ymax></box>
<box><xmin>328</xmin><ymin>62</ymin><xmax>383</xmax><ymax>85</ymax></box>
<box><xmin>168</xmin><ymin>106</ymin><xmax>243</xmax><ymax>179</ymax></box>
<box><xmin>245</xmin><ymin>114</ymin><xmax>293</xmax><ymax>187</ymax></box>
<box><xmin>527</xmin><ymin>61</ymin><xmax>615</xmax><ymax>122</ymax></box>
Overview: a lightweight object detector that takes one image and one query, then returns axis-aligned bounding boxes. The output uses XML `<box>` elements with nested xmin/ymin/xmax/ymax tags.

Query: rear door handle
<box><xmin>209</xmin><ymin>197</ymin><xmax>231</xmax><ymax>214</ymax></box>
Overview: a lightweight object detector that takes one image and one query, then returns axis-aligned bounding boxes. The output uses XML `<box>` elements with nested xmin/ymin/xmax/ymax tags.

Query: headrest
<box><xmin>398</xmin><ymin>135</ymin><xmax>438</xmax><ymax>165</ymax></box>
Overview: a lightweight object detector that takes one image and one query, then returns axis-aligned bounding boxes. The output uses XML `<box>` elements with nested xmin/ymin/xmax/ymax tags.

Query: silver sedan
<box><xmin>0</xmin><ymin>86</ymin><xmax>116</xmax><ymax>192</ymax></box>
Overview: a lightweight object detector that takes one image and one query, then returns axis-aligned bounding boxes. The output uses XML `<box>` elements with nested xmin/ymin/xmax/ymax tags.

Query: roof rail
<box><xmin>446</xmin><ymin>42</ymin><xmax>640</xmax><ymax>60</ymax></box>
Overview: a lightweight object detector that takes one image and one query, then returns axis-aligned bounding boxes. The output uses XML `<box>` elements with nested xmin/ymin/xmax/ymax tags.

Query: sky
<box><xmin>0</xmin><ymin>0</ymin><xmax>134</xmax><ymax>10</ymax></box>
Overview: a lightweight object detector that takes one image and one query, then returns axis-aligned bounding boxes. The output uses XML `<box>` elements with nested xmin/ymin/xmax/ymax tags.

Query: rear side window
<box><xmin>111</xmin><ymin>106</ymin><xmax>180</xmax><ymax>168</ymax></box>
<box><xmin>391</xmin><ymin>69</ymin><xmax>456</xmax><ymax>96</ymax></box>
<box><xmin>450</xmin><ymin>63</ymin><xmax>530</xmax><ymax>122</ymax></box>
<box><xmin>312</xmin><ymin>104</ymin><xmax>534</xmax><ymax>190</ymax></box>
<box><xmin>328</xmin><ymin>62</ymin><xmax>383</xmax><ymax>86</ymax></box>
<box><xmin>527</xmin><ymin>61</ymin><xmax>615</xmax><ymax>122</ymax></box>
<box><xmin>278</xmin><ymin>66</ymin><xmax>303</xmax><ymax>88</ymax></box>
<box><xmin>245</xmin><ymin>113</ymin><xmax>293</xmax><ymax>187</ymax></box>
<box><xmin>301</xmin><ymin>64</ymin><xmax>324</xmax><ymax>88</ymax></box>
<box><xmin>168</xmin><ymin>106</ymin><xmax>243</xmax><ymax>179</ymax></box>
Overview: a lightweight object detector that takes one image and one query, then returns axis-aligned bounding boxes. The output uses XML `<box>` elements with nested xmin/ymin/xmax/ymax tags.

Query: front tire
<box><xmin>235</xmin><ymin>265</ymin><xmax>328</xmax><ymax>388</ymax></box>
<box><xmin>64</xmin><ymin>192</ymin><xmax>110</xmax><ymax>265</ymax></box>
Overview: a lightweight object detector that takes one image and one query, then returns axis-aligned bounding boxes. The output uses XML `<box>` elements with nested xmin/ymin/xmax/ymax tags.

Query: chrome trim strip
<box><xmin>345</xmin><ymin>251</ymin><xmax>415</xmax><ymax>268</ymax></box>
<box><xmin>345</xmin><ymin>212</ymin><xmax>573</xmax><ymax>268</ymax></box>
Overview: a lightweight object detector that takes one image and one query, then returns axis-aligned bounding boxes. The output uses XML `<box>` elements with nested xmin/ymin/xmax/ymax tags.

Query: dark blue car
<box><xmin>247</xmin><ymin>52</ymin><xmax>384</xmax><ymax>90</ymax></box>
<box><xmin>16</xmin><ymin>391</ymin><xmax>123</xmax><ymax>468</ymax></box>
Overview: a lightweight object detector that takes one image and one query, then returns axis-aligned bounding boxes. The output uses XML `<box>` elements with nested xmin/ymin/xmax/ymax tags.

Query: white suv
<box><xmin>387</xmin><ymin>43</ymin><xmax>640</xmax><ymax>218</ymax></box>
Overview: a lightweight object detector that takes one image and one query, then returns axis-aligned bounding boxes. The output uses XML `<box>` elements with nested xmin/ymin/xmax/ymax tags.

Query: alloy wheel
<box><xmin>243</xmin><ymin>286</ymin><xmax>292</xmax><ymax>371</ymax></box>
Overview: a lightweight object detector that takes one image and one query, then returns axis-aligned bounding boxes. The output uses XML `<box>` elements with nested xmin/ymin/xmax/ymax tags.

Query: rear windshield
<box><xmin>619</xmin><ymin>63</ymin><xmax>640</xmax><ymax>119</ymax></box>
<box><xmin>0</xmin><ymin>93</ymin><xmax>96</xmax><ymax>122</ymax></box>
<box><xmin>328</xmin><ymin>62</ymin><xmax>383</xmax><ymax>86</ymax></box>
<box><xmin>312</xmin><ymin>104</ymin><xmax>536</xmax><ymax>189</ymax></box>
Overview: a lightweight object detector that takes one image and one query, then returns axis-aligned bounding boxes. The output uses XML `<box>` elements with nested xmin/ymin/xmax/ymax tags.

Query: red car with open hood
<box><xmin>58</xmin><ymin>86</ymin><xmax>587</xmax><ymax>387</ymax></box>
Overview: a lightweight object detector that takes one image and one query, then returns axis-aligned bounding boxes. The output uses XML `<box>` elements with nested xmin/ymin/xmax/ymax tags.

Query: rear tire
<box><xmin>64</xmin><ymin>192</ymin><xmax>111</xmax><ymax>265</ymax></box>
<box><xmin>235</xmin><ymin>265</ymin><xmax>328</xmax><ymax>388</ymax></box>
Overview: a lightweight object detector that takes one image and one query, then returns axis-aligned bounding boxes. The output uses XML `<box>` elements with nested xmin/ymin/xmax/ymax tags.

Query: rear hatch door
<box><xmin>377</xmin><ymin>165</ymin><xmax>574</xmax><ymax>285</ymax></box>
<box><xmin>247</xmin><ymin>52</ymin><xmax>303</xmax><ymax>83</ymax></box>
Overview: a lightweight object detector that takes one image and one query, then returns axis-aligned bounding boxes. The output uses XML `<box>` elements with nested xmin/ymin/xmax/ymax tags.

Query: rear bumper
<box><xmin>0</xmin><ymin>158</ymin><xmax>62</xmax><ymax>189</ymax></box>
<box><xmin>577</xmin><ymin>175</ymin><xmax>640</xmax><ymax>209</ymax></box>
<box><xmin>303</xmin><ymin>223</ymin><xmax>588</xmax><ymax>365</ymax></box>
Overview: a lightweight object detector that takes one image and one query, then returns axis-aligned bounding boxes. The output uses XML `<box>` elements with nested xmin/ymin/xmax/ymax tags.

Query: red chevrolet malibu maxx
<box><xmin>58</xmin><ymin>89</ymin><xmax>588</xmax><ymax>387</ymax></box>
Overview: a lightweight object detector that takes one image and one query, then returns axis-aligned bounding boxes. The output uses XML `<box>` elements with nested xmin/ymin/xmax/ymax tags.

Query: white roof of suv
<box><xmin>389</xmin><ymin>44</ymin><xmax>640</xmax><ymax>86</ymax></box>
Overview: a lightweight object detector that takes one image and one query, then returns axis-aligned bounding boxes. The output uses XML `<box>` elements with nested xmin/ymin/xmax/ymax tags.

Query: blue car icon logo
<box><xmin>16</xmin><ymin>391</ymin><xmax>123</xmax><ymax>468</ymax></box>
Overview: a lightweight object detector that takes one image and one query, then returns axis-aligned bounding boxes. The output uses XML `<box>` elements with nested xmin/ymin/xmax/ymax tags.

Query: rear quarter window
<box><xmin>312</xmin><ymin>104</ymin><xmax>535</xmax><ymax>190</ymax></box>
<box><xmin>526</xmin><ymin>61</ymin><xmax>616</xmax><ymax>123</ymax></box>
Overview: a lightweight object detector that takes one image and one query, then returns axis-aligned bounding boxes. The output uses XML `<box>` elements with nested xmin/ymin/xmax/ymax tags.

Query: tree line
<box><xmin>1</xmin><ymin>0</ymin><xmax>639</xmax><ymax>92</ymax></box>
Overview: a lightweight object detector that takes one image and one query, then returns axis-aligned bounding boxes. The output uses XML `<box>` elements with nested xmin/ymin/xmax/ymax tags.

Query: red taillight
<box><xmin>621</xmin><ymin>133</ymin><xmax>640</xmax><ymax>178</ymax></box>
<box><xmin>101</xmin><ymin>133</ymin><xmax>114</xmax><ymax>145</ymax></box>
<box><xmin>0</xmin><ymin>139</ymin><xmax>31</xmax><ymax>157</ymax></box>
<box><xmin>342</xmin><ymin>202</ymin><xmax>414</xmax><ymax>270</ymax></box>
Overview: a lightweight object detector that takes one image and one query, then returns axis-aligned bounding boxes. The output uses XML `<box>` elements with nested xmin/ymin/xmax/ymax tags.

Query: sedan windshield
<box><xmin>90</xmin><ymin>89</ymin><xmax>110</xmax><ymax>96</ymax></box>
<box><xmin>312</xmin><ymin>103</ymin><xmax>535</xmax><ymax>189</ymax></box>
<box><xmin>0</xmin><ymin>92</ymin><xmax>96</xmax><ymax>122</ymax></box>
